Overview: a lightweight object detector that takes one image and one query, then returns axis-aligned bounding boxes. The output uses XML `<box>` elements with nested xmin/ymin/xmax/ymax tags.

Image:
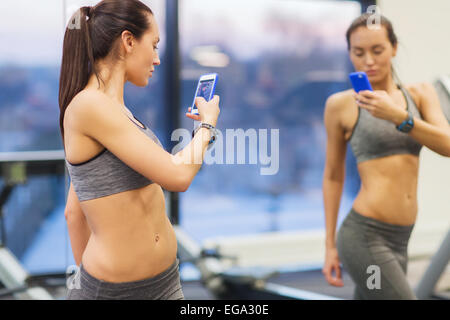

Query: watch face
<box><xmin>402</xmin><ymin>120</ymin><xmax>414</xmax><ymax>132</ymax></box>
<box><xmin>398</xmin><ymin>112</ymin><xmax>414</xmax><ymax>132</ymax></box>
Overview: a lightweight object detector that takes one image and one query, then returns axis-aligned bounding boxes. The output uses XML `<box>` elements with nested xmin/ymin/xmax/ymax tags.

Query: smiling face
<box><xmin>123</xmin><ymin>13</ymin><xmax>161</xmax><ymax>87</ymax></box>
<box><xmin>348</xmin><ymin>26</ymin><xmax>397</xmax><ymax>83</ymax></box>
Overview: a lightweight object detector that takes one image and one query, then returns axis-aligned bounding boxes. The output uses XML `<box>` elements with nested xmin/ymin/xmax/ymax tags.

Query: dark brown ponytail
<box><xmin>58</xmin><ymin>0</ymin><xmax>153</xmax><ymax>144</ymax></box>
<box><xmin>59</xmin><ymin>6</ymin><xmax>92</xmax><ymax>144</ymax></box>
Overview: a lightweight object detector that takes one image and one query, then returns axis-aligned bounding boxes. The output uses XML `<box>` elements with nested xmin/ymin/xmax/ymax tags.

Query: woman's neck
<box><xmin>86</xmin><ymin>61</ymin><xmax>126</xmax><ymax>106</ymax></box>
<box><xmin>371</xmin><ymin>74</ymin><xmax>398</xmax><ymax>94</ymax></box>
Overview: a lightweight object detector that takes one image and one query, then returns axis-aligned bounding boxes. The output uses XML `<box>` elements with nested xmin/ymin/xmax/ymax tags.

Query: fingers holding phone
<box><xmin>196</xmin><ymin>95</ymin><xmax>220</xmax><ymax>127</ymax></box>
<box><xmin>185</xmin><ymin>96</ymin><xmax>220</xmax><ymax>126</ymax></box>
<box><xmin>185</xmin><ymin>107</ymin><xmax>200</xmax><ymax>121</ymax></box>
<box><xmin>187</xmin><ymin>73</ymin><xmax>220</xmax><ymax>126</ymax></box>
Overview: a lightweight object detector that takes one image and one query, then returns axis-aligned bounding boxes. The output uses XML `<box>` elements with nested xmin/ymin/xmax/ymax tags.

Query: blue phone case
<box><xmin>349</xmin><ymin>72</ymin><xmax>373</xmax><ymax>93</ymax></box>
<box><xmin>191</xmin><ymin>73</ymin><xmax>218</xmax><ymax>115</ymax></box>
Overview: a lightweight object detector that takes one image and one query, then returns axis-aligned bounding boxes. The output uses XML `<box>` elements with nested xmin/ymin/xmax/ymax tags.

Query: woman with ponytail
<box><xmin>321</xmin><ymin>13</ymin><xmax>450</xmax><ymax>299</ymax></box>
<box><xmin>60</xmin><ymin>0</ymin><xmax>220</xmax><ymax>300</ymax></box>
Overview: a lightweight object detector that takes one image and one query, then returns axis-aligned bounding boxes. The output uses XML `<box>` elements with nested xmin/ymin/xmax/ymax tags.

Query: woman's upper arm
<box><xmin>413</xmin><ymin>82</ymin><xmax>450</xmax><ymax>131</ymax></box>
<box><xmin>323</xmin><ymin>94</ymin><xmax>348</xmax><ymax>181</ymax></box>
<box><xmin>70</xmin><ymin>93</ymin><xmax>187</xmax><ymax>192</ymax></box>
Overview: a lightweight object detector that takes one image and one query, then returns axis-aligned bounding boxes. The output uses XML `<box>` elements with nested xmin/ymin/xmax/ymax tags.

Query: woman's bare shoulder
<box><xmin>325</xmin><ymin>89</ymin><xmax>355</xmax><ymax>115</ymax></box>
<box><xmin>64</xmin><ymin>89</ymin><xmax>120</xmax><ymax>131</ymax></box>
<box><xmin>405</xmin><ymin>82</ymin><xmax>434</xmax><ymax>94</ymax></box>
<box><xmin>404</xmin><ymin>82</ymin><xmax>436</xmax><ymax>107</ymax></box>
<box><xmin>67</xmin><ymin>89</ymin><xmax>115</xmax><ymax>115</ymax></box>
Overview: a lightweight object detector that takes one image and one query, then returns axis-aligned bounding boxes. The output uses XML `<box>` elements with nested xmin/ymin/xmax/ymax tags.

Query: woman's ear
<box><xmin>121</xmin><ymin>30</ymin><xmax>135</xmax><ymax>54</ymax></box>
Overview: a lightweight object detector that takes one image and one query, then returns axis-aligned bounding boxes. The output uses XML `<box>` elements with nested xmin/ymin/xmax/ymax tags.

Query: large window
<box><xmin>0</xmin><ymin>0</ymin><xmax>66</xmax><ymax>271</ymax></box>
<box><xmin>179</xmin><ymin>0</ymin><xmax>361</xmax><ymax>242</ymax></box>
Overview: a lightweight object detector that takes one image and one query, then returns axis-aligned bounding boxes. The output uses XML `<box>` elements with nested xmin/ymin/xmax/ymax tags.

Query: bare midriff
<box><xmin>80</xmin><ymin>183</ymin><xmax>177</xmax><ymax>283</ymax></box>
<box><xmin>353</xmin><ymin>153</ymin><xmax>419</xmax><ymax>226</ymax></box>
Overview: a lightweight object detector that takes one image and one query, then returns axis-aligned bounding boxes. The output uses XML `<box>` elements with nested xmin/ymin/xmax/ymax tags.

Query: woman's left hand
<box><xmin>353</xmin><ymin>90</ymin><xmax>408</xmax><ymax>125</ymax></box>
<box><xmin>185</xmin><ymin>107</ymin><xmax>201</xmax><ymax>121</ymax></box>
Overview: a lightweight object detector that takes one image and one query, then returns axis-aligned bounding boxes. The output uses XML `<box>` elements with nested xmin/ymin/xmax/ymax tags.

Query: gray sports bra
<box><xmin>349</xmin><ymin>85</ymin><xmax>423</xmax><ymax>163</ymax></box>
<box><xmin>65</xmin><ymin>115</ymin><xmax>163</xmax><ymax>201</ymax></box>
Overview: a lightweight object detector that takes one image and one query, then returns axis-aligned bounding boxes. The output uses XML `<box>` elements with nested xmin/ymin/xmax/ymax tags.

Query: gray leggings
<box><xmin>337</xmin><ymin>209</ymin><xmax>417</xmax><ymax>300</ymax></box>
<box><xmin>66</xmin><ymin>259</ymin><xmax>184</xmax><ymax>300</ymax></box>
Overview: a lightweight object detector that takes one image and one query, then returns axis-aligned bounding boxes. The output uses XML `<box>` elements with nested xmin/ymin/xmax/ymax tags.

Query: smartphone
<box><xmin>190</xmin><ymin>73</ymin><xmax>219</xmax><ymax>115</ymax></box>
<box><xmin>349</xmin><ymin>72</ymin><xmax>373</xmax><ymax>93</ymax></box>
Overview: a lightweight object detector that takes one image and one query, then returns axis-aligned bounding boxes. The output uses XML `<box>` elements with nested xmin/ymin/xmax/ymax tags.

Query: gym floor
<box><xmin>6</xmin><ymin>205</ymin><xmax>450</xmax><ymax>300</ymax></box>
<box><xmin>1</xmin><ymin>255</ymin><xmax>448</xmax><ymax>300</ymax></box>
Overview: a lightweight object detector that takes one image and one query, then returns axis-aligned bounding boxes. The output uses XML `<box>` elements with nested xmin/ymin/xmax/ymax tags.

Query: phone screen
<box><xmin>191</xmin><ymin>74</ymin><xmax>218</xmax><ymax>115</ymax></box>
<box><xmin>196</xmin><ymin>79</ymin><xmax>215</xmax><ymax>101</ymax></box>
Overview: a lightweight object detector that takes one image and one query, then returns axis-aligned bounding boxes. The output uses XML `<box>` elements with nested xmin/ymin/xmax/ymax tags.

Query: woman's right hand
<box><xmin>322</xmin><ymin>247</ymin><xmax>344</xmax><ymax>287</ymax></box>
<box><xmin>186</xmin><ymin>95</ymin><xmax>220</xmax><ymax>127</ymax></box>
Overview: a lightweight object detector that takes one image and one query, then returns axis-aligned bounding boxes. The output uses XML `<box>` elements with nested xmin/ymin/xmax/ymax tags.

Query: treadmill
<box><xmin>0</xmin><ymin>150</ymin><xmax>66</xmax><ymax>299</ymax></box>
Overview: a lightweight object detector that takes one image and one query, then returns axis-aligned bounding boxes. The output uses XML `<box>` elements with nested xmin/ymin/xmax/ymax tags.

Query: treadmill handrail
<box><xmin>437</xmin><ymin>75</ymin><xmax>450</xmax><ymax>98</ymax></box>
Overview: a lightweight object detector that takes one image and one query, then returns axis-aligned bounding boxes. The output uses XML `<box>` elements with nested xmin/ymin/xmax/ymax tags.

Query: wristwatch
<box><xmin>396</xmin><ymin>111</ymin><xmax>414</xmax><ymax>133</ymax></box>
<box><xmin>192</xmin><ymin>122</ymin><xmax>218</xmax><ymax>146</ymax></box>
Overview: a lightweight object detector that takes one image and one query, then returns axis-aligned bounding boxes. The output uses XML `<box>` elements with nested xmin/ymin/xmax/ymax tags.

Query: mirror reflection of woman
<box><xmin>322</xmin><ymin>14</ymin><xmax>450</xmax><ymax>299</ymax></box>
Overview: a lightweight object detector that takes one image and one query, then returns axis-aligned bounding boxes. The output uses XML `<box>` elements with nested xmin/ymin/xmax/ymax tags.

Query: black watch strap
<box><xmin>192</xmin><ymin>122</ymin><xmax>217</xmax><ymax>144</ymax></box>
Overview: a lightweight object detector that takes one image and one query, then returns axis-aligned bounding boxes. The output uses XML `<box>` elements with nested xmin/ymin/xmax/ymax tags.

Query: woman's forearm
<box><xmin>323</xmin><ymin>177</ymin><xmax>345</xmax><ymax>249</ymax></box>
<box><xmin>408</xmin><ymin>118</ymin><xmax>450</xmax><ymax>157</ymax></box>
<box><xmin>171</xmin><ymin>127</ymin><xmax>213</xmax><ymax>185</ymax></box>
